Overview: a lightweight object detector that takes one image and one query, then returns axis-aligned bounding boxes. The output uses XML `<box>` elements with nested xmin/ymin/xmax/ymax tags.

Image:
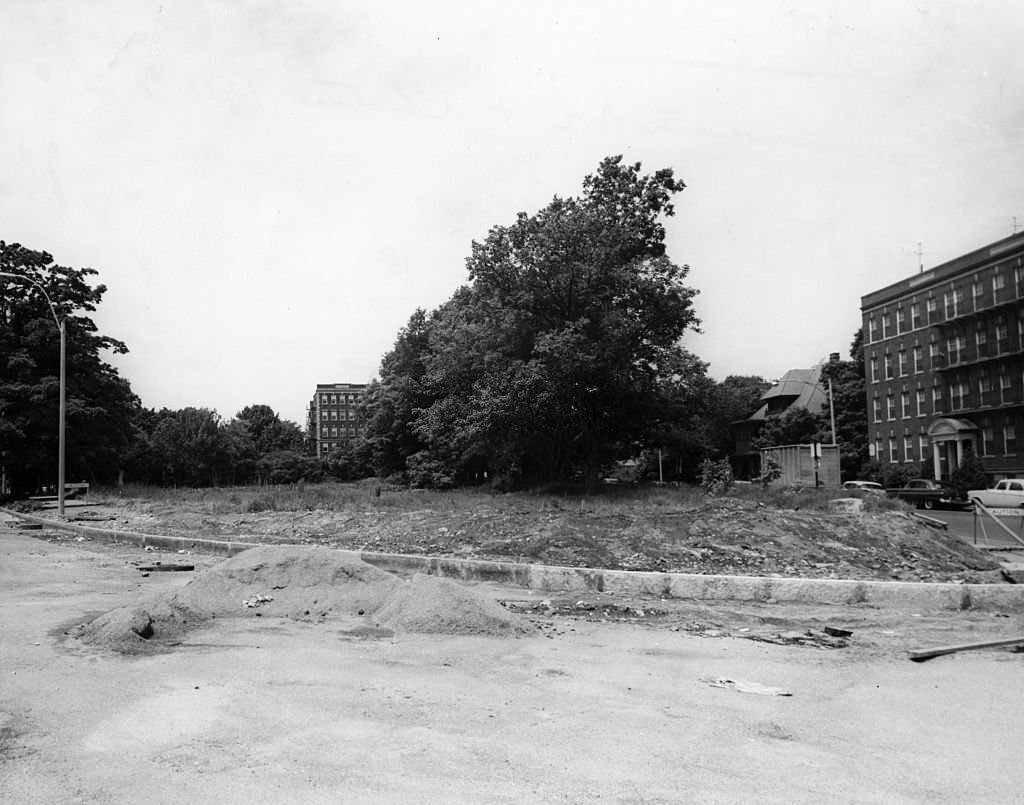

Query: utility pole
<box><xmin>828</xmin><ymin>378</ymin><xmax>837</xmax><ymax>447</ymax></box>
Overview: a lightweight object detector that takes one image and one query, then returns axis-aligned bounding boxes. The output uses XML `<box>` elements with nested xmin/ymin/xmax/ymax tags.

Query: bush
<box><xmin>698</xmin><ymin>458</ymin><xmax>734</xmax><ymax>496</ymax></box>
<box><xmin>949</xmin><ymin>451</ymin><xmax>988</xmax><ymax>496</ymax></box>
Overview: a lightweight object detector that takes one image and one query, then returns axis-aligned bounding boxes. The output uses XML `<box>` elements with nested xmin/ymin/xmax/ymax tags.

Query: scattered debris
<box><xmin>243</xmin><ymin>594</ymin><xmax>274</xmax><ymax>608</ymax></box>
<box><xmin>137</xmin><ymin>563</ymin><xmax>194</xmax><ymax>573</ymax></box>
<box><xmin>824</xmin><ymin>626</ymin><xmax>854</xmax><ymax>638</ymax></box>
<box><xmin>707</xmin><ymin>678</ymin><xmax>792</xmax><ymax>696</ymax></box>
<box><xmin>908</xmin><ymin>636</ymin><xmax>1024</xmax><ymax>662</ymax></box>
<box><xmin>741</xmin><ymin>629</ymin><xmax>848</xmax><ymax>649</ymax></box>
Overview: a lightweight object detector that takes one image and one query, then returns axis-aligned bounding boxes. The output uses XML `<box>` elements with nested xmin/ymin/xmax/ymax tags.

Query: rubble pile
<box><xmin>74</xmin><ymin>546</ymin><xmax>534</xmax><ymax>653</ymax></box>
<box><xmin>88</xmin><ymin>496</ymin><xmax>1000</xmax><ymax>583</ymax></box>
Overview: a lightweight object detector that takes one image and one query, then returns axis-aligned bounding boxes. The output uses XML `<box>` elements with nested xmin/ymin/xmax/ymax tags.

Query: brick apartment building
<box><xmin>861</xmin><ymin>231</ymin><xmax>1024</xmax><ymax>480</ymax></box>
<box><xmin>306</xmin><ymin>382</ymin><xmax>368</xmax><ymax>458</ymax></box>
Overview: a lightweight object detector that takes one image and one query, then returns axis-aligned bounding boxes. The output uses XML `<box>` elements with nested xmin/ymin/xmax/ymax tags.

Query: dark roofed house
<box><xmin>731</xmin><ymin>363</ymin><xmax>830</xmax><ymax>479</ymax></box>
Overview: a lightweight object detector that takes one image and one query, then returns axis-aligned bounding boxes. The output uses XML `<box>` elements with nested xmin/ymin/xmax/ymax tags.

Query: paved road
<box><xmin>922</xmin><ymin>507</ymin><xmax>1024</xmax><ymax>552</ymax></box>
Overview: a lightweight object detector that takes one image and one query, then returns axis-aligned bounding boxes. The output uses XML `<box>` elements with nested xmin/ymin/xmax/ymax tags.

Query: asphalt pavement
<box><xmin>925</xmin><ymin>507</ymin><xmax>1024</xmax><ymax>552</ymax></box>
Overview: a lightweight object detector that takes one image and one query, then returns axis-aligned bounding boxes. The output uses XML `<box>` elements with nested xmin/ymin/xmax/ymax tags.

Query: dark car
<box><xmin>886</xmin><ymin>479</ymin><xmax>971</xmax><ymax>510</ymax></box>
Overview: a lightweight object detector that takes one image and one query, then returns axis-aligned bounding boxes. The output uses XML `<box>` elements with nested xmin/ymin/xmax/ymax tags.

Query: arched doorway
<box><xmin>926</xmin><ymin>418</ymin><xmax>977</xmax><ymax>480</ymax></box>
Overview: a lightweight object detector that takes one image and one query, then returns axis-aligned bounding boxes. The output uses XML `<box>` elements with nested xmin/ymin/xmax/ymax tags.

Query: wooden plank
<box><xmin>909</xmin><ymin>636</ymin><xmax>1024</xmax><ymax>662</ymax></box>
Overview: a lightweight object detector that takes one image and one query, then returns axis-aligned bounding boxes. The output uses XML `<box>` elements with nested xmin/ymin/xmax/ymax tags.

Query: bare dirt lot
<box><xmin>3</xmin><ymin>522</ymin><xmax>1024</xmax><ymax>804</ymax></box>
<box><xmin>56</xmin><ymin>487</ymin><xmax>1005</xmax><ymax>583</ymax></box>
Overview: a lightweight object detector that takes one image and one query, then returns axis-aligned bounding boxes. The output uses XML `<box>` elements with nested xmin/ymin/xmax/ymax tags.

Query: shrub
<box><xmin>698</xmin><ymin>458</ymin><xmax>734</xmax><ymax>496</ymax></box>
<box><xmin>949</xmin><ymin>451</ymin><xmax>988</xmax><ymax>497</ymax></box>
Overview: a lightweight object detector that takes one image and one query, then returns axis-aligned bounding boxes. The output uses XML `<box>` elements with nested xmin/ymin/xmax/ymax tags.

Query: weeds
<box><xmin>87</xmin><ymin>479</ymin><xmax>904</xmax><ymax>516</ymax></box>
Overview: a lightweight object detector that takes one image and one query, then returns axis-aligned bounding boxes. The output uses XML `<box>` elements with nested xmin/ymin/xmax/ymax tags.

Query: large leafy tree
<box><xmin>0</xmin><ymin>241</ymin><xmax>138</xmax><ymax>496</ymax></box>
<box><xmin>364</xmin><ymin>156</ymin><xmax>703</xmax><ymax>489</ymax></box>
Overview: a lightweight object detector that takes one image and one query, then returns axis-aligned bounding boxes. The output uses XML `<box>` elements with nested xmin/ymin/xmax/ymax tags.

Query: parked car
<box><xmin>886</xmin><ymin>478</ymin><xmax>971</xmax><ymax>510</ymax></box>
<box><xmin>842</xmin><ymin>480</ymin><xmax>884</xmax><ymax>495</ymax></box>
<box><xmin>967</xmin><ymin>479</ymin><xmax>1024</xmax><ymax>509</ymax></box>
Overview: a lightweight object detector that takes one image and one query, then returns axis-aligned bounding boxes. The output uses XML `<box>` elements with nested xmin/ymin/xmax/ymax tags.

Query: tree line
<box><xmin>1</xmin><ymin>157</ymin><xmax>876</xmax><ymax>496</ymax></box>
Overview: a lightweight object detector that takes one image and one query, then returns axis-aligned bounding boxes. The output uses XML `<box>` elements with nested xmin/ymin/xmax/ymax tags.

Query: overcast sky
<box><xmin>3</xmin><ymin>1</ymin><xmax>1022</xmax><ymax>426</ymax></box>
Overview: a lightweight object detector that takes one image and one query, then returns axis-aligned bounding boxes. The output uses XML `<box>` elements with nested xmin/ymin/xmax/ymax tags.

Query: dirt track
<box><xmin>3</xmin><ymin>525</ymin><xmax>1024</xmax><ymax>803</ymax></box>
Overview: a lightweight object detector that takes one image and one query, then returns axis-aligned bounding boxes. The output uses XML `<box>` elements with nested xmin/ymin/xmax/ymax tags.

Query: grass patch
<box><xmin>87</xmin><ymin>479</ymin><xmax>907</xmax><ymax>516</ymax></box>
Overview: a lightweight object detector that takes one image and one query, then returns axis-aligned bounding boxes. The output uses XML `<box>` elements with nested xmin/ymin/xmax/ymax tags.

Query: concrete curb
<box><xmin>4</xmin><ymin>507</ymin><xmax>1023</xmax><ymax>613</ymax></box>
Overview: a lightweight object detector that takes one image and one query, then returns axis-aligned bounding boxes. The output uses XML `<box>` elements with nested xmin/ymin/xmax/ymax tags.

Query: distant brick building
<box><xmin>306</xmin><ymin>382</ymin><xmax>368</xmax><ymax>458</ymax></box>
<box><xmin>861</xmin><ymin>231</ymin><xmax>1024</xmax><ymax>480</ymax></box>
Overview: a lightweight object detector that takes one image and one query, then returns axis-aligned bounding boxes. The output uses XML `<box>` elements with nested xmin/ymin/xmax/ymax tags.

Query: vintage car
<box><xmin>967</xmin><ymin>479</ymin><xmax>1024</xmax><ymax>509</ymax></box>
<box><xmin>886</xmin><ymin>479</ymin><xmax>971</xmax><ymax>510</ymax></box>
<box><xmin>841</xmin><ymin>480</ymin><xmax>885</xmax><ymax>495</ymax></box>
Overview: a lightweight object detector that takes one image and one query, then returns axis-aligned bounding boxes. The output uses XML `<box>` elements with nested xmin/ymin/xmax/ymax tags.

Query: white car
<box><xmin>842</xmin><ymin>480</ymin><xmax>884</xmax><ymax>495</ymax></box>
<box><xmin>968</xmin><ymin>479</ymin><xmax>1024</xmax><ymax>509</ymax></box>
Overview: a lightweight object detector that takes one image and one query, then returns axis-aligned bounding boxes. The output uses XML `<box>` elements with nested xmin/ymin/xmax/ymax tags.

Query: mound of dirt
<box><xmin>374</xmin><ymin>574</ymin><xmax>534</xmax><ymax>637</ymax></box>
<box><xmin>80</xmin><ymin>493</ymin><xmax>1003</xmax><ymax>582</ymax></box>
<box><xmin>76</xmin><ymin>546</ymin><xmax>534</xmax><ymax>652</ymax></box>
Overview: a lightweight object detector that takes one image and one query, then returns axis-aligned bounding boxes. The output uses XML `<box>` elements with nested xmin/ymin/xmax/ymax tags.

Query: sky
<box><xmin>3</xmin><ymin>1</ymin><xmax>1023</xmax><ymax>427</ymax></box>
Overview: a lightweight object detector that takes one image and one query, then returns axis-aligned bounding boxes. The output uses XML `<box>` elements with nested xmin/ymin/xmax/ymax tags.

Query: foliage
<box><xmin>948</xmin><ymin>450</ymin><xmax>988</xmax><ymax>497</ymax></box>
<box><xmin>877</xmin><ymin>462</ymin><xmax>919</xmax><ymax>490</ymax></box>
<box><xmin>758</xmin><ymin>453</ymin><xmax>782</xmax><ymax>487</ymax></box>
<box><xmin>698</xmin><ymin>457</ymin><xmax>734</xmax><ymax>496</ymax></box>
<box><xmin>752</xmin><ymin>407</ymin><xmax>825</xmax><ymax>449</ymax></box>
<box><xmin>360</xmin><ymin>156</ymin><xmax>703</xmax><ymax>490</ymax></box>
<box><xmin>705</xmin><ymin>374</ymin><xmax>771</xmax><ymax>456</ymax></box>
<box><xmin>124</xmin><ymin>404</ymin><xmax>313</xmax><ymax>487</ymax></box>
<box><xmin>0</xmin><ymin>241</ymin><xmax>139</xmax><ymax>495</ymax></box>
<box><xmin>818</xmin><ymin>329</ymin><xmax>869</xmax><ymax>480</ymax></box>
<box><xmin>256</xmin><ymin>450</ymin><xmax>324</xmax><ymax>485</ymax></box>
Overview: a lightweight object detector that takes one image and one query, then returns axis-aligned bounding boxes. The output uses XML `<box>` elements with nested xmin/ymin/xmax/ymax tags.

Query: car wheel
<box><xmin>922</xmin><ymin>499</ymin><xmax>935</xmax><ymax>510</ymax></box>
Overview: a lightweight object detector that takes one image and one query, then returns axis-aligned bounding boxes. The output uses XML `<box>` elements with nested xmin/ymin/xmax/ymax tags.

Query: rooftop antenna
<box><xmin>1014</xmin><ymin>216</ymin><xmax>1020</xmax><ymax>235</ymax></box>
<box><xmin>915</xmin><ymin>242</ymin><xmax>925</xmax><ymax>273</ymax></box>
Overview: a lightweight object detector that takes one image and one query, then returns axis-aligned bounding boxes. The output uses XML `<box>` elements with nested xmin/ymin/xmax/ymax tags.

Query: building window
<box><xmin>882</xmin><ymin>312</ymin><xmax>892</xmax><ymax>337</ymax></box>
<box><xmin>926</xmin><ymin>296</ymin><xmax>937</xmax><ymax>322</ymax></box>
<box><xmin>919</xmin><ymin>435</ymin><xmax>929</xmax><ymax>462</ymax></box>
<box><xmin>932</xmin><ymin>385</ymin><xmax>944</xmax><ymax>413</ymax></box>
<box><xmin>913</xmin><ymin>345</ymin><xmax>923</xmax><ymax>373</ymax></box>
<box><xmin>972</xmin><ymin>280</ymin><xmax>983</xmax><ymax>309</ymax></box>
<box><xmin>321</xmin><ymin>426</ymin><xmax>328</xmax><ymax>437</ymax></box>
<box><xmin>1005</xmin><ymin>423</ymin><xmax>1017</xmax><ymax>455</ymax></box>
<box><xmin>947</xmin><ymin>334</ymin><xmax>966</xmax><ymax>365</ymax></box>
<box><xmin>982</xmin><ymin>426</ymin><xmax>995</xmax><ymax>456</ymax></box>
<box><xmin>949</xmin><ymin>381</ymin><xmax>967</xmax><ymax>411</ymax></box>
<box><xmin>904</xmin><ymin>435</ymin><xmax>914</xmax><ymax>462</ymax></box>
<box><xmin>996</xmin><ymin>319</ymin><xmax>1009</xmax><ymax>353</ymax></box>
<box><xmin>868</xmin><ymin>317</ymin><xmax>878</xmax><ymax>342</ymax></box>
<box><xmin>1000</xmin><ymin>373</ymin><xmax>1012</xmax><ymax>404</ymax></box>
<box><xmin>889</xmin><ymin>437</ymin><xmax>898</xmax><ymax>464</ymax></box>
<box><xmin>873</xmin><ymin>396</ymin><xmax>882</xmax><ymax>423</ymax></box>
<box><xmin>976</xmin><ymin>326</ymin><xmax>988</xmax><ymax>356</ymax></box>
<box><xmin>911</xmin><ymin>302</ymin><xmax>921</xmax><ymax>329</ymax></box>
<box><xmin>896</xmin><ymin>308</ymin><xmax>906</xmax><ymax>333</ymax></box>
<box><xmin>887</xmin><ymin>394</ymin><xmax>896</xmax><ymax>420</ymax></box>
<box><xmin>320</xmin><ymin>394</ymin><xmax>328</xmax><ymax>404</ymax></box>
<box><xmin>873</xmin><ymin>437</ymin><xmax>883</xmax><ymax>461</ymax></box>
<box><xmin>884</xmin><ymin>353</ymin><xmax>893</xmax><ymax>379</ymax></box>
<box><xmin>993</xmin><ymin>272</ymin><xmax>1006</xmax><ymax>294</ymax></box>
<box><xmin>978</xmin><ymin>373</ymin><xmax>992</xmax><ymax>406</ymax></box>
<box><xmin>916</xmin><ymin>388</ymin><xmax>926</xmax><ymax>417</ymax></box>
<box><xmin>898</xmin><ymin>349</ymin><xmax>907</xmax><ymax>376</ymax></box>
<box><xmin>900</xmin><ymin>391</ymin><xmax>910</xmax><ymax>418</ymax></box>
<box><xmin>870</xmin><ymin>355</ymin><xmax>879</xmax><ymax>383</ymax></box>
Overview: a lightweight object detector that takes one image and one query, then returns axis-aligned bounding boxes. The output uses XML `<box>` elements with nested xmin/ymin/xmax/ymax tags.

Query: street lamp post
<box><xmin>0</xmin><ymin>272</ymin><xmax>66</xmax><ymax>518</ymax></box>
